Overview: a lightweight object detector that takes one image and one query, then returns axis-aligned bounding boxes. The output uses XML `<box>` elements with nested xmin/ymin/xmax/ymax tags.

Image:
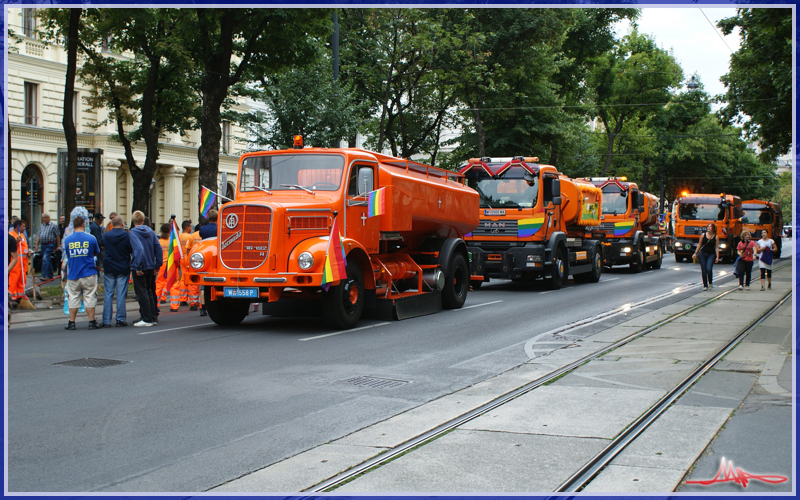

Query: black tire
<box><xmin>470</xmin><ymin>279</ymin><xmax>483</xmax><ymax>290</ymax></box>
<box><xmin>651</xmin><ymin>243</ymin><xmax>663</xmax><ymax>269</ymax></box>
<box><xmin>675</xmin><ymin>254</ymin><xmax>684</xmax><ymax>263</ymax></box>
<box><xmin>574</xmin><ymin>247</ymin><xmax>602</xmax><ymax>284</ymax></box>
<box><xmin>204</xmin><ymin>287</ymin><xmax>250</xmax><ymax>326</ymax></box>
<box><xmin>442</xmin><ymin>253</ymin><xmax>469</xmax><ymax>309</ymax></box>
<box><xmin>775</xmin><ymin>238</ymin><xmax>782</xmax><ymax>259</ymax></box>
<box><xmin>322</xmin><ymin>260</ymin><xmax>364</xmax><ymax>329</ymax></box>
<box><xmin>546</xmin><ymin>245</ymin><xmax>568</xmax><ymax>290</ymax></box>
<box><xmin>630</xmin><ymin>244</ymin><xmax>645</xmax><ymax>273</ymax></box>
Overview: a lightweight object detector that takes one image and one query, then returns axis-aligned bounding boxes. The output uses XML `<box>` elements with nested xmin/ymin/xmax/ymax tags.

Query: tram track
<box><xmin>305</xmin><ymin>260</ymin><xmax>792</xmax><ymax>493</ymax></box>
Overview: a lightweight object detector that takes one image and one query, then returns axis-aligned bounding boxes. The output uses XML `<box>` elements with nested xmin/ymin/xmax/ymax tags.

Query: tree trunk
<box><xmin>471</xmin><ymin>107</ymin><xmax>486</xmax><ymax>158</ymax></box>
<box><xmin>62</xmin><ymin>8</ymin><xmax>81</xmax><ymax>219</ymax></box>
<box><xmin>601</xmin><ymin>119</ymin><xmax>624</xmax><ymax>176</ymax></box>
<box><xmin>548</xmin><ymin>143</ymin><xmax>560</xmax><ymax>169</ymax></box>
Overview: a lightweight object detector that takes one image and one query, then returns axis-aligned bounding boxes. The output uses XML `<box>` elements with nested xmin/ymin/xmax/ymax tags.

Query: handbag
<box><xmin>732</xmin><ymin>256</ymin><xmax>741</xmax><ymax>277</ymax></box>
<box><xmin>759</xmin><ymin>247</ymin><xmax>773</xmax><ymax>265</ymax></box>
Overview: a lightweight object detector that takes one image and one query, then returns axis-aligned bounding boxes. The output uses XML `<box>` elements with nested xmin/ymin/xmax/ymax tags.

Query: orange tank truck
<box><xmin>578</xmin><ymin>177</ymin><xmax>665</xmax><ymax>272</ymax></box>
<box><xmin>672</xmin><ymin>192</ymin><xmax>743</xmax><ymax>263</ymax></box>
<box><xmin>740</xmin><ymin>199</ymin><xmax>783</xmax><ymax>258</ymax></box>
<box><xmin>185</xmin><ymin>140</ymin><xmax>479</xmax><ymax>329</ymax></box>
<box><xmin>460</xmin><ymin>157</ymin><xmax>604</xmax><ymax>289</ymax></box>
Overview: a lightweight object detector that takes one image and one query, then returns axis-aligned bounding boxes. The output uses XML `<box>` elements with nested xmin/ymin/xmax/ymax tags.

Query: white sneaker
<box><xmin>702</xmin><ymin>286</ymin><xmax>708</xmax><ymax>291</ymax></box>
<box><xmin>708</xmin><ymin>284</ymin><xmax>713</xmax><ymax>289</ymax></box>
<box><xmin>738</xmin><ymin>285</ymin><xmax>743</xmax><ymax>290</ymax></box>
<box><xmin>134</xmin><ymin>320</ymin><xmax>154</xmax><ymax>327</ymax></box>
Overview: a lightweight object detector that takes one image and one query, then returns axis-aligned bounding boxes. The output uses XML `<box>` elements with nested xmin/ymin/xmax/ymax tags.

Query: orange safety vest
<box><xmin>8</xmin><ymin>230</ymin><xmax>27</xmax><ymax>301</ymax></box>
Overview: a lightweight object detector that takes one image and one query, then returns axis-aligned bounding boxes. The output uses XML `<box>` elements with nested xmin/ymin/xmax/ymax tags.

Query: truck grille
<box><xmin>219</xmin><ymin>205</ymin><xmax>272</xmax><ymax>270</ymax></box>
<box><xmin>472</xmin><ymin>219</ymin><xmax>518</xmax><ymax>237</ymax></box>
<box><xmin>600</xmin><ymin>223</ymin><xmax>615</xmax><ymax>231</ymax></box>
<box><xmin>684</xmin><ymin>226</ymin><xmax>705</xmax><ymax>235</ymax></box>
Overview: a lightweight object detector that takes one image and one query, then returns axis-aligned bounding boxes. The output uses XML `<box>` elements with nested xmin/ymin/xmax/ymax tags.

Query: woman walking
<box><xmin>755</xmin><ymin>229</ymin><xmax>777</xmax><ymax>290</ymax></box>
<box><xmin>736</xmin><ymin>230</ymin><xmax>757</xmax><ymax>290</ymax></box>
<box><xmin>693</xmin><ymin>223</ymin><xmax>719</xmax><ymax>291</ymax></box>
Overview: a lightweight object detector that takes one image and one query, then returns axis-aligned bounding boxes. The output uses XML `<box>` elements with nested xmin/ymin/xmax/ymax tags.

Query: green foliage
<box><xmin>774</xmin><ymin>172</ymin><xmax>792</xmax><ymax>223</ymax></box>
<box><xmin>718</xmin><ymin>8</ymin><xmax>792</xmax><ymax>162</ymax></box>
<box><xmin>245</xmin><ymin>57</ymin><xmax>367</xmax><ymax>150</ymax></box>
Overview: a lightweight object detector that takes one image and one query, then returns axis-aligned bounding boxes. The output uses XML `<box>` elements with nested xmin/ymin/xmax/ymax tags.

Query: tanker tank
<box><xmin>558</xmin><ymin>174</ymin><xmax>602</xmax><ymax>226</ymax></box>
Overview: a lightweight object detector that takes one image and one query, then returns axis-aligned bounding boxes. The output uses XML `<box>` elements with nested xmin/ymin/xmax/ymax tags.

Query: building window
<box><xmin>24</xmin><ymin>82</ymin><xmax>38</xmax><ymax>126</ymax></box>
<box><xmin>22</xmin><ymin>8</ymin><xmax>37</xmax><ymax>38</ymax></box>
<box><xmin>222</xmin><ymin>120</ymin><xmax>231</xmax><ymax>154</ymax></box>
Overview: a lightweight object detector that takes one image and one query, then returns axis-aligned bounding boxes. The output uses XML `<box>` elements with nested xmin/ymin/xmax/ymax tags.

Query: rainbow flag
<box><xmin>518</xmin><ymin>215</ymin><xmax>545</xmax><ymax>237</ymax></box>
<box><xmin>321</xmin><ymin>218</ymin><xmax>347</xmax><ymax>291</ymax></box>
<box><xmin>613</xmin><ymin>221</ymin><xmax>634</xmax><ymax>236</ymax></box>
<box><xmin>162</xmin><ymin>219</ymin><xmax>184</xmax><ymax>292</ymax></box>
<box><xmin>367</xmin><ymin>188</ymin><xmax>386</xmax><ymax>218</ymax></box>
<box><xmin>200</xmin><ymin>187</ymin><xmax>216</xmax><ymax>217</ymax></box>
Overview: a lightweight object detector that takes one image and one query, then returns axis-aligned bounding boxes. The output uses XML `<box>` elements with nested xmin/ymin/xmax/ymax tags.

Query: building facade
<box><xmin>7</xmin><ymin>7</ymin><xmax>248</xmax><ymax>239</ymax></box>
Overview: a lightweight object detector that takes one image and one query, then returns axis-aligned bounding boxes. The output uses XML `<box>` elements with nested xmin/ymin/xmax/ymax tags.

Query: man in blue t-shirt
<box><xmin>63</xmin><ymin>216</ymin><xmax>101</xmax><ymax>330</ymax></box>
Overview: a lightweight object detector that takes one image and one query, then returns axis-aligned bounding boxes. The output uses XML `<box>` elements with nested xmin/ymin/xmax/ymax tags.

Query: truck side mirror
<box><xmin>358</xmin><ymin>167</ymin><xmax>374</xmax><ymax>196</ymax></box>
<box><xmin>552</xmin><ymin>196</ymin><xmax>562</xmax><ymax>206</ymax></box>
<box><xmin>638</xmin><ymin>192</ymin><xmax>644</xmax><ymax>210</ymax></box>
<box><xmin>629</xmin><ymin>189</ymin><xmax>638</xmax><ymax>210</ymax></box>
<box><xmin>551</xmin><ymin>178</ymin><xmax>560</xmax><ymax>198</ymax></box>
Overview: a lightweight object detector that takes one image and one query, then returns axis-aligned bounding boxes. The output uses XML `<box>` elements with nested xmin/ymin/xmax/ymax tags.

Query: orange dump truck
<box><xmin>741</xmin><ymin>200</ymin><xmax>783</xmax><ymax>257</ymax></box>
<box><xmin>186</xmin><ymin>143</ymin><xmax>479</xmax><ymax>328</ymax></box>
<box><xmin>672</xmin><ymin>193</ymin><xmax>743</xmax><ymax>263</ymax></box>
<box><xmin>460</xmin><ymin>157</ymin><xmax>603</xmax><ymax>289</ymax></box>
<box><xmin>579</xmin><ymin>177</ymin><xmax>665</xmax><ymax>272</ymax></box>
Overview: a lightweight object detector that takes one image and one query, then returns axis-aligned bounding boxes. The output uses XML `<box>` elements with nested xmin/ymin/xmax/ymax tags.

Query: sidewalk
<box><xmin>211</xmin><ymin>266</ymin><xmax>793</xmax><ymax>493</ymax></box>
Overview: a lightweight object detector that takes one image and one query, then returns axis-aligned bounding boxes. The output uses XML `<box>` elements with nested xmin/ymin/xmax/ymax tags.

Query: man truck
<box><xmin>672</xmin><ymin>192</ymin><xmax>743</xmax><ymax>263</ymax></box>
<box><xmin>740</xmin><ymin>199</ymin><xmax>783</xmax><ymax>258</ymax></box>
<box><xmin>460</xmin><ymin>157</ymin><xmax>603</xmax><ymax>290</ymax></box>
<box><xmin>186</xmin><ymin>138</ymin><xmax>480</xmax><ymax>329</ymax></box>
<box><xmin>579</xmin><ymin>177</ymin><xmax>664</xmax><ymax>272</ymax></box>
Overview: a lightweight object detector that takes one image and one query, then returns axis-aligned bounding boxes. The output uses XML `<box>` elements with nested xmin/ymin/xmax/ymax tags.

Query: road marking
<box><xmin>600</xmin><ymin>278</ymin><xmax>620</xmax><ymax>283</ymax></box>
<box><xmin>539</xmin><ymin>290</ymin><xmax>558</xmax><ymax>294</ymax></box>
<box><xmin>137</xmin><ymin>323</ymin><xmax>215</xmax><ymax>335</ymax></box>
<box><xmin>459</xmin><ymin>300</ymin><xmax>503</xmax><ymax>310</ymax></box>
<box><xmin>298</xmin><ymin>322</ymin><xmax>390</xmax><ymax>341</ymax></box>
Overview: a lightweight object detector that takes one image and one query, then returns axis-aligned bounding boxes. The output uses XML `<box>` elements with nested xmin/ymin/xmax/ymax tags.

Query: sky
<box><xmin>615</xmin><ymin>7</ymin><xmax>741</xmax><ymax>102</ymax></box>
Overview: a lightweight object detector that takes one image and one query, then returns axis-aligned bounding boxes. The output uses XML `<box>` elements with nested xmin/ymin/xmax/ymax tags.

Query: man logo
<box><xmin>226</xmin><ymin>213</ymin><xmax>239</xmax><ymax>229</ymax></box>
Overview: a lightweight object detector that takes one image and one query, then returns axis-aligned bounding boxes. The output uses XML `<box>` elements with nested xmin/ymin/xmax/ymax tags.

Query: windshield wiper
<box><xmin>253</xmin><ymin>185</ymin><xmax>273</xmax><ymax>195</ymax></box>
<box><xmin>280</xmin><ymin>184</ymin><xmax>315</xmax><ymax>195</ymax></box>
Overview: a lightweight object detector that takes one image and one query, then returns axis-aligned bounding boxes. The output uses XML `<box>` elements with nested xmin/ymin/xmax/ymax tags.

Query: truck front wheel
<box><xmin>630</xmin><ymin>244</ymin><xmax>645</xmax><ymax>273</ymax></box>
<box><xmin>650</xmin><ymin>243</ymin><xmax>663</xmax><ymax>269</ymax></box>
<box><xmin>204</xmin><ymin>287</ymin><xmax>251</xmax><ymax>326</ymax></box>
<box><xmin>322</xmin><ymin>261</ymin><xmax>364</xmax><ymax>329</ymax></box>
<box><xmin>442</xmin><ymin>253</ymin><xmax>469</xmax><ymax>309</ymax></box>
<box><xmin>546</xmin><ymin>246</ymin><xmax>568</xmax><ymax>290</ymax></box>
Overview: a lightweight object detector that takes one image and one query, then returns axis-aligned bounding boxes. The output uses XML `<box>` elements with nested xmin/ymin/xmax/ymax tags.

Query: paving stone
<box><xmin>643</xmin><ymin>323</ymin><xmax>740</xmax><ymax>341</ymax></box>
<box><xmin>743</xmin><ymin>326</ymin><xmax>792</xmax><ymax>344</ymax></box>
<box><xmin>555</xmin><ymin>359</ymin><xmax>696</xmax><ymax>392</ymax></box>
<box><xmin>723</xmin><ymin>342</ymin><xmax>779</xmax><ymax>365</ymax></box>
<box><xmin>211</xmin><ymin>443</ymin><xmax>387</xmax><ymax>492</ymax></box>
<box><xmin>336</xmin><ymin>430</ymin><xmax>608</xmax><ymax>492</ymax></box>
<box><xmin>678</xmin><ymin>370</ymin><xmax>757</xmax><ymax>409</ymax></box>
<box><xmin>607</xmin><ymin>337</ymin><xmax>728</xmax><ymax>362</ymax></box>
<box><xmin>583</xmin><ymin>465</ymin><xmax>687</xmax><ymax>493</ymax></box>
<box><xmin>460</xmin><ymin>385</ymin><xmax>662</xmax><ymax>439</ymax></box>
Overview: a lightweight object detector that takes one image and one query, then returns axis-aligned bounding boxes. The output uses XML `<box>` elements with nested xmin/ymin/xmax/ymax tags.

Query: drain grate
<box><xmin>714</xmin><ymin>361</ymin><xmax>760</xmax><ymax>373</ymax></box>
<box><xmin>336</xmin><ymin>376</ymin><xmax>410</xmax><ymax>389</ymax></box>
<box><xmin>52</xmin><ymin>358</ymin><xmax>130</xmax><ymax>369</ymax></box>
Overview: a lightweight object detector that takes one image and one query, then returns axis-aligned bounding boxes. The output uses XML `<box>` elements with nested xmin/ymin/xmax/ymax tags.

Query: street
<box><xmin>6</xmin><ymin>242</ymin><xmax>794</xmax><ymax>492</ymax></box>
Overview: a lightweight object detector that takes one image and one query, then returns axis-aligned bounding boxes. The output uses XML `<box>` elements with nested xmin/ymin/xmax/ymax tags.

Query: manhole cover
<box><xmin>336</xmin><ymin>376</ymin><xmax>410</xmax><ymax>389</ymax></box>
<box><xmin>52</xmin><ymin>358</ymin><xmax>130</xmax><ymax>369</ymax></box>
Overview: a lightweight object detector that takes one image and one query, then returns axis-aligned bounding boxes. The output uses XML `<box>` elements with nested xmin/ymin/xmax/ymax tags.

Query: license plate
<box><xmin>484</xmin><ymin>209</ymin><xmax>505</xmax><ymax>216</ymax></box>
<box><xmin>224</xmin><ymin>287</ymin><xmax>258</xmax><ymax>298</ymax></box>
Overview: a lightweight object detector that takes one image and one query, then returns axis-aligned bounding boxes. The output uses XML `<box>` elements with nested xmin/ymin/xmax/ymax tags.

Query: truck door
<box><xmin>542</xmin><ymin>173</ymin><xmax>560</xmax><ymax>238</ymax></box>
<box><xmin>345</xmin><ymin>162</ymin><xmax>380</xmax><ymax>254</ymax></box>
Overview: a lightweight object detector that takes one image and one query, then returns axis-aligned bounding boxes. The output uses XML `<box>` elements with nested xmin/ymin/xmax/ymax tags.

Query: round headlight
<box><xmin>190</xmin><ymin>252</ymin><xmax>205</xmax><ymax>270</ymax></box>
<box><xmin>298</xmin><ymin>252</ymin><xmax>315</xmax><ymax>270</ymax></box>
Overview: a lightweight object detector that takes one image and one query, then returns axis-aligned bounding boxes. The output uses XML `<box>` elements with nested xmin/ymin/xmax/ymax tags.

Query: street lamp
<box><xmin>686</xmin><ymin>75</ymin><xmax>699</xmax><ymax>90</ymax></box>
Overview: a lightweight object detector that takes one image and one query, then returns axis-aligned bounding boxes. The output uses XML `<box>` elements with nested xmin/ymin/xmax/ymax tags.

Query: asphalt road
<box><xmin>6</xmin><ymin>241</ymin><xmax>794</xmax><ymax>492</ymax></box>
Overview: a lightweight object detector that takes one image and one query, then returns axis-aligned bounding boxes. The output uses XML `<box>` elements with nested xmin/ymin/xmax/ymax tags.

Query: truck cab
<box><xmin>741</xmin><ymin>200</ymin><xmax>783</xmax><ymax>258</ymax></box>
<box><xmin>579</xmin><ymin>177</ymin><xmax>664</xmax><ymax>272</ymax></box>
<box><xmin>460</xmin><ymin>157</ymin><xmax>603</xmax><ymax>289</ymax></box>
<box><xmin>672</xmin><ymin>193</ymin><xmax>743</xmax><ymax>263</ymax></box>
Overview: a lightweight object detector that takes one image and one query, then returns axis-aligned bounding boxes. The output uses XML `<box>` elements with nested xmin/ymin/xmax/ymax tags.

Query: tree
<box><xmin>774</xmin><ymin>172</ymin><xmax>792</xmax><ymax>224</ymax></box>
<box><xmin>179</xmin><ymin>9</ymin><xmax>329</xmax><ymax>204</ymax></box>
<box><xmin>589</xmin><ymin>30</ymin><xmax>683</xmax><ymax>175</ymax></box>
<box><xmin>718</xmin><ymin>8</ymin><xmax>792</xmax><ymax>162</ymax></box>
<box><xmin>245</xmin><ymin>57</ymin><xmax>366</xmax><ymax>150</ymax></box>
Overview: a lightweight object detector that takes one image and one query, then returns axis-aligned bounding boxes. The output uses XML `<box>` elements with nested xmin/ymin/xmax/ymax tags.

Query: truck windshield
<box><xmin>465</xmin><ymin>168</ymin><xmax>538</xmax><ymax>208</ymax></box>
<box><xmin>240</xmin><ymin>154</ymin><xmax>345</xmax><ymax>192</ymax></box>
<box><xmin>601</xmin><ymin>186</ymin><xmax>628</xmax><ymax>215</ymax></box>
<box><xmin>741</xmin><ymin>207</ymin><xmax>772</xmax><ymax>224</ymax></box>
<box><xmin>679</xmin><ymin>202</ymin><xmax>726</xmax><ymax>221</ymax></box>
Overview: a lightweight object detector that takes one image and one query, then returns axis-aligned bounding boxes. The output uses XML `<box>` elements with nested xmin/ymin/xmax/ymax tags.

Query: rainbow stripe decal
<box><xmin>321</xmin><ymin>218</ymin><xmax>347</xmax><ymax>291</ymax></box>
<box><xmin>613</xmin><ymin>221</ymin><xmax>635</xmax><ymax>236</ymax></box>
<box><xmin>200</xmin><ymin>187</ymin><xmax>216</xmax><ymax>217</ymax></box>
<box><xmin>518</xmin><ymin>216</ymin><xmax>545</xmax><ymax>237</ymax></box>
<box><xmin>367</xmin><ymin>188</ymin><xmax>386</xmax><ymax>218</ymax></box>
